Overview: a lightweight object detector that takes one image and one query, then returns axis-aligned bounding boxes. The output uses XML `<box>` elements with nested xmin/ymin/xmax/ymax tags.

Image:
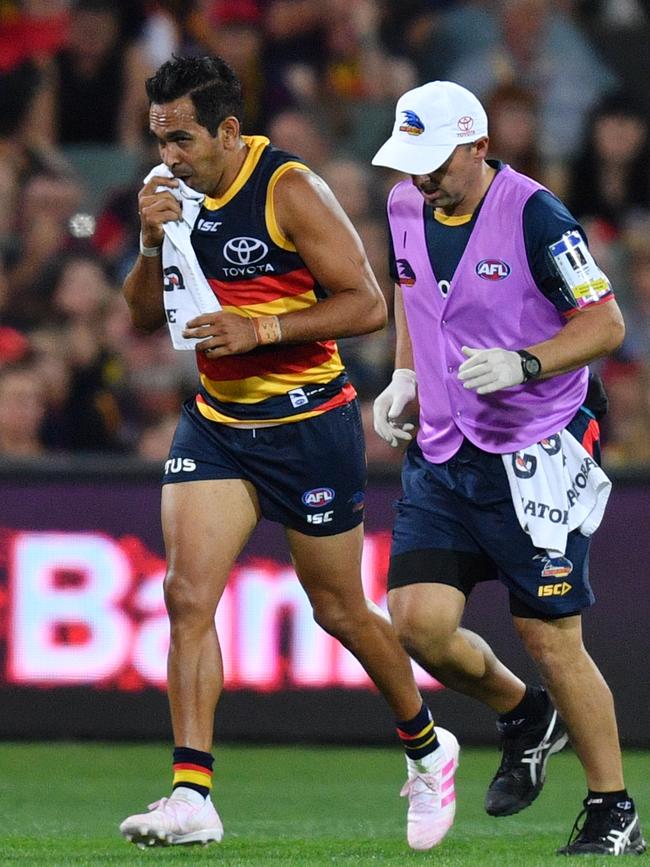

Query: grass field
<box><xmin>0</xmin><ymin>742</ymin><xmax>647</xmax><ymax>866</ymax></box>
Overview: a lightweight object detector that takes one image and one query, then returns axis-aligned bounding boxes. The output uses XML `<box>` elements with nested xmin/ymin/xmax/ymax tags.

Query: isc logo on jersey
<box><xmin>196</xmin><ymin>219</ymin><xmax>222</xmax><ymax>233</ymax></box>
<box><xmin>301</xmin><ymin>487</ymin><xmax>335</xmax><ymax>508</ymax></box>
<box><xmin>476</xmin><ymin>259</ymin><xmax>511</xmax><ymax>280</ymax></box>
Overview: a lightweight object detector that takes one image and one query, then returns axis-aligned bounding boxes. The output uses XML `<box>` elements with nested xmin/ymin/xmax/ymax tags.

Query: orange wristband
<box><xmin>252</xmin><ymin>315</ymin><xmax>282</xmax><ymax>345</ymax></box>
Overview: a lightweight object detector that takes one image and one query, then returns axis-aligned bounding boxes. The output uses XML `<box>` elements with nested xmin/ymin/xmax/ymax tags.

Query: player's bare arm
<box><xmin>525</xmin><ymin>298</ymin><xmax>625</xmax><ymax>379</ymax></box>
<box><xmin>122</xmin><ymin>176</ymin><xmax>181</xmax><ymax>333</ymax></box>
<box><xmin>275</xmin><ymin>168</ymin><xmax>387</xmax><ymax>340</ymax></box>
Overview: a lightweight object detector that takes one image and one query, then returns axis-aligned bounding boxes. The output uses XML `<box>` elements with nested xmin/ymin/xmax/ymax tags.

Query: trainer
<box><xmin>371</xmin><ymin>79</ymin><xmax>646</xmax><ymax>856</ymax></box>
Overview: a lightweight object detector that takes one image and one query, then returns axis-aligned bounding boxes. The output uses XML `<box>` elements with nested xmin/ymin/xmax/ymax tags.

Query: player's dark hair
<box><xmin>145</xmin><ymin>55</ymin><xmax>243</xmax><ymax>136</ymax></box>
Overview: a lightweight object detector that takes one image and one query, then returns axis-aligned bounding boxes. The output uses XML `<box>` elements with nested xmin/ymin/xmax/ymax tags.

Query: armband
<box><xmin>548</xmin><ymin>230</ymin><xmax>612</xmax><ymax>309</ymax></box>
<box><xmin>252</xmin><ymin>315</ymin><xmax>282</xmax><ymax>345</ymax></box>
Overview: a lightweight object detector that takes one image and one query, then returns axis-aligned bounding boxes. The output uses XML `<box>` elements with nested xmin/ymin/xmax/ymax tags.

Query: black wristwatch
<box><xmin>517</xmin><ymin>350</ymin><xmax>542</xmax><ymax>382</ymax></box>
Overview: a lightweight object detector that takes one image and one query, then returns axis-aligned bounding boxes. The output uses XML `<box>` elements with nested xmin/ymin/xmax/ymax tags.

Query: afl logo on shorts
<box><xmin>302</xmin><ymin>487</ymin><xmax>335</xmax><ymax>508</ymax></box>
<box><xmin>476</xmin><ymin>259</ymin><xmax>511</xmax><ymax>280</ymax></box>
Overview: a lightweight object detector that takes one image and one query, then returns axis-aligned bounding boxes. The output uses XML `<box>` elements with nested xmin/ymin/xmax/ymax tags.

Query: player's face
<box><xmin>411</xmin><ymin>143</ymin><xmax>482</xmax><ymax>216</ymax></box>
<box><xmin>149</xmin><ymin>97</ymin><xmax>227</xmax><ymax>196</ymax></box>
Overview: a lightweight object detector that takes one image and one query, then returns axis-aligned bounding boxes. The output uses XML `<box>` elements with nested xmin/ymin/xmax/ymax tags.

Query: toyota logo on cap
<box><xmin>223</xmin><ymin>237</ymin><xmax>269</xmax><ymax>265</ymax></box>
<box><xmin>457</xmin><ymin>115</ymin><xmax>474</xmax><ymax>131</ymax></box>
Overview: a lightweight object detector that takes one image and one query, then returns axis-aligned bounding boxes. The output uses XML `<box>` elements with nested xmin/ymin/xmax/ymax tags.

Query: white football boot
<box><xmin>400</xmin><ymin>726</ymin><xmax>460</xmax><ymax>850</ymax></box>
<box><xmin>120</xmin><ymin>787</ymin><xmax>223</xmax><ymax>848</ymax></box>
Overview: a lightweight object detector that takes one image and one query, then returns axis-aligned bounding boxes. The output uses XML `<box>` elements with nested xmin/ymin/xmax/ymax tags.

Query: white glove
<box><xmin>373</xmin><ymin>368</ymin><xmax>417</xmax><ymax>447</ymax></box>
<box><xmin>457</xmin><ymin>346</ymin><xmax>524</xmax><ymax>394</ymax></box>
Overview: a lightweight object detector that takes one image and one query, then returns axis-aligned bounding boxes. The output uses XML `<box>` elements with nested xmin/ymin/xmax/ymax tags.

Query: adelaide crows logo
<box><xmin>399</xmin><ymin>110</ymin><xmax>425</xmax><ymax>136</ymax></box>
<box><xmin>396</xmin><ymin>258</ymin><xmax>416</xmax><ymax>286</ymax></box>
<box><xmin>534</xmin><ymin>553</ymin><xmax>574</xmax><ymax>580</ymax></box>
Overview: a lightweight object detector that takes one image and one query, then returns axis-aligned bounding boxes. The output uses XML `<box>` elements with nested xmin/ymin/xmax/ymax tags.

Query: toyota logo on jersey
<box><xmin>223</xmin><ymin>237</ymin><xmax>269</xmax><ymax>265</ymax></box>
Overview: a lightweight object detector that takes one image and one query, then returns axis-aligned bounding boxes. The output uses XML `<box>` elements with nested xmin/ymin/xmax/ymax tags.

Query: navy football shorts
<box><xmin>388</xmin><ymin>408</ymin><xmax>600</xmax><ymax>618</ymax></box>
<box><xmin>163</xmin><ymin>398</ymin><xmax>367</xmax><ymax>537</ymax></box>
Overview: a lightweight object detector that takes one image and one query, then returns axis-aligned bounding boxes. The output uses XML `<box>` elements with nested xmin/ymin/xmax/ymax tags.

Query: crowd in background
<box><xmin>0</xmin><ymin>0</ymin><xmax>649</xmax><ymax>469</ymax></box>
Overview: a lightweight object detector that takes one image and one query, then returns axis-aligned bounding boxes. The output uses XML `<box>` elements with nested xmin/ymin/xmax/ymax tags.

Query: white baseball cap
<box><xmin>372</xmin><ymin>81</ymin><xmax>488</xmax><ymax>175</ymax></box>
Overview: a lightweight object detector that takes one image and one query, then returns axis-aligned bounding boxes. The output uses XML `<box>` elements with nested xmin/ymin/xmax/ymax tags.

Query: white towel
<box><xmin>143</xmin><ymin>163</ymin><xmax>221</xmax><ymax>350</ymax></box>
<box><xmin>502</xmin><ymin>428</ymin><xmax>611</xmax><ymax>557</ymax></box>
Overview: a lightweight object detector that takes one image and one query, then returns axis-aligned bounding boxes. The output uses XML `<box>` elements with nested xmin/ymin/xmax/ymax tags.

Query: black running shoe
<box><xmin>485</xmin><ymin>698</ymin><xmax>569</xmax><ymax>816</ymax></box>
<box><xmin>557</xmin><ymin>798</ymin><xmax>647</xmax><ymax>856</ymax></box>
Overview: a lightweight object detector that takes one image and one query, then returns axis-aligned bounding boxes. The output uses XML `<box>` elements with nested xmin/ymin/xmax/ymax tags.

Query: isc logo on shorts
<box><xmin>306</xmin><ymin>511</ymin><xmax>334</xmax><ymax>524</ymax></box>
<box><xmin>538</xmin><ymin>581</ymin><xmax>572</xmax><ymax>597</ymax></box>
<box><xmin>302</xmin><ymin>487</ymin><xmax>335</xmax><ymax>507</ymax></box>
<box><xmin>165</xmin><ymin>458</ymin><xmax>197</xmax><ymax>474</ymax></box>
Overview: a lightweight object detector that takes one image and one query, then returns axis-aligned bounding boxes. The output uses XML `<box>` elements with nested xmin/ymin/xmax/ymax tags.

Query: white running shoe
<box><xmin>119</xmin><ymin>788</ymin><xmax>224</xmax><ymax>848</ymax></box>
<box><xmin>400</xmin><ymin>727</ymin><xmax>460</xmax><ymax>850</ymax></box>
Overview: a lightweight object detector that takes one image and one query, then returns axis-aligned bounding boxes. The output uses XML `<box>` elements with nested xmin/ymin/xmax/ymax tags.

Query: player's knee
<box><xmin>311</xmin><ymin>597</ymin><xmax>362</xmax><ymax>644</ymax></box>
<box><xmin>164</xmin><ymin>569</ymin><xmax>213</xmax><ymax>627</ymax></box>
<box><xmin>312</xmin><ymin>600</ymin><xmax>346</xmax><ymax>638</ymax></box>
<box><xmin>390</xmin><ymin>607</ymin><xmax>449</xmax><ymax>664</ymax></box>
<box><xmin>516</xmin><ymin>618</ymin><xmax>582</xmax><ymax>672</ymax></box>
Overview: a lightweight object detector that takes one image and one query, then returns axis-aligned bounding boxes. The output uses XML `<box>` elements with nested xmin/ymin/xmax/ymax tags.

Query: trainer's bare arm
<box><xmin>526</xmin><ymin>298</ymin><xmax>625</xmax><ymax>380</ymax></box>
<box><xmin>183</xmin><ymin>168</ymin><xmax>388</xmax><ymax>356</ymax></box>
<box><xmin>393</xmin><ymin>283</ymin><xmax>415</xmax><ymax>371</ymax></box>
<box><xmin>122</xmin><ymin>176</ymin><xmax>181</xmax><ymax>332</ymax></box>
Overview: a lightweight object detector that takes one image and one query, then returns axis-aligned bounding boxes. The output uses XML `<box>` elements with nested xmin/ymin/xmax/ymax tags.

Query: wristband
<box><xmin>393</xmin><ymin>368</ymin><xmax>417</xmax><ymax>385</ymax></box>
<box><xmin>252</xmin><ymin>315</ymin><xmax>282</xmax><ymax>345</ymax></box>
<box><xmin>139</xmin><ymin>233</ymin><xmax>162</xmax><ymax>258</ymax></box>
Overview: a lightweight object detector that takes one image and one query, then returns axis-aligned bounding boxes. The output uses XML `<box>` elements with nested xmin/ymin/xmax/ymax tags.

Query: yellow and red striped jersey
<box><xmin>190</xmin><ymin>135</ymin><xmax>355</xmax><ymax>425</ymax></box>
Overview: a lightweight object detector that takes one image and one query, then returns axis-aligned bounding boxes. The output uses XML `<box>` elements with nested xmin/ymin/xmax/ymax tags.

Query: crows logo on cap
<box><xmin>399</xmin><ymin>110</ymin><xmax>425</xmax><ymax>136</ymax></box>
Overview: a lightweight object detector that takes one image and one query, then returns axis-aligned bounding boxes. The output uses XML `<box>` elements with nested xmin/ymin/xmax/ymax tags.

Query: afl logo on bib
<box><xmin>302</xmin><ymin>487</ymin><xmax>335</xmax><ymax>508</ymax></box>
<box><xmin>476</xmin><ymin>259</ymin><xmax>511</xmax><ymax>280</ymax></box>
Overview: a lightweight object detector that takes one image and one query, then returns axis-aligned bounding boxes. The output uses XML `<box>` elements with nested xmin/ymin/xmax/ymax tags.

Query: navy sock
<box><xmin>396</xmin><ymin>703</ymin><xmax>439</xmax><ymax>760</ymax></box>
<box><xmin>172</xmin><ymin>746</ymin><xmax>214</xmax><ymax>798</ymax></box>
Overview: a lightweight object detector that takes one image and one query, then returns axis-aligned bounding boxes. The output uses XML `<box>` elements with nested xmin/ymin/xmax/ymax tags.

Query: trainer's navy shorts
<box><xmin>388</xmin><ymin>408</ymin><xmax>601</xmax><ymax>618</ymax></box>
<box><xmin>163</xmin><ymin>398</ymin><xmax>366</xmax><ymax>537</ymax></box>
